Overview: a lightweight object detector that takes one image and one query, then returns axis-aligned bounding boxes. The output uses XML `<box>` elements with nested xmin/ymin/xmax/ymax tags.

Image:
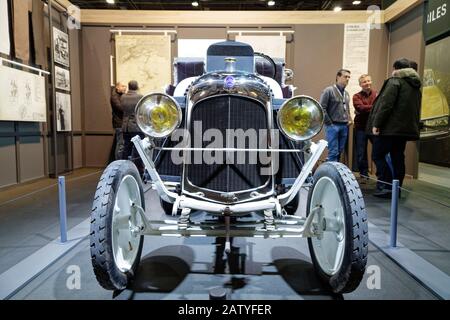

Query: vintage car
<box><xmin>89</xmin><ymin>41</ymin><xmax>368</xmax><ymax>294</ymax></box>
<box><xmin>421</xmin><ymin>68</ymin><xmax>449</xmax><ymax>138</ymax></box>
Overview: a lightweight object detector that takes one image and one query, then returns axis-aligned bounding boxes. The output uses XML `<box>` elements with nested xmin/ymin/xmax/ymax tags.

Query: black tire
<box><xmin>307</xmin><ymin>162</ymin><xmax>368</xmax><ymax>294</ymax></box>
<box><xmin>90</xmin><ymin>160</ymin><xmax>145</xmax><ymax>291</ymax></box>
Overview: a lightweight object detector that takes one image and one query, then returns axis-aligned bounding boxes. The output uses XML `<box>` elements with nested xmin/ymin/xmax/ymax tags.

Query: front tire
<box><xmin>307</xmin><ymin>162</ymin><xmax>368</xmax><ymax>293</ymax></box>
<box><xmin>90</xmin><ymin>160</ymin><xmax>145</xmax><ymax>290</ymax></box>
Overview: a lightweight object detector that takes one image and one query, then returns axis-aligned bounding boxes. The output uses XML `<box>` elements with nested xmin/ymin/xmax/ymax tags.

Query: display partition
<box><xmin>48</xmin><ymin>0</ymin><xmax>74</xmax><ymax>178</ymax></box>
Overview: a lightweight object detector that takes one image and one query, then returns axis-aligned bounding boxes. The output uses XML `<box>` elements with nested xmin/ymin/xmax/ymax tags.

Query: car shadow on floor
<box><xmin>116</xmin><ymin>240</ymin><xmax>341</xmax><ymax>300</ymax></box>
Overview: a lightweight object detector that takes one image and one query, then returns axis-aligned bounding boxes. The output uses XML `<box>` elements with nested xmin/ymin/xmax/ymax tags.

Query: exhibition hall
<box><xmin>0</xmin><ymin>0</ymin><xmax>449</xmax><ymax>302</ymax></box>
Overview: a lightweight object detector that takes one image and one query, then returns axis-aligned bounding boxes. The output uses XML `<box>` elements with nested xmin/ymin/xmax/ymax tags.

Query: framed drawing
<box><xmin>55</xmin><ymin>66</ymin><xmax>70</xmax><ymax>91</ymax></box>
<box><xmin>53</xmin><ymin>27</ymin><xmax>70</xmax><ymax>67</ymax></box>
<box><xmin>56</xmin><ymin>92</ymin><xmax>71</xmax><ymax>132</ymax></box>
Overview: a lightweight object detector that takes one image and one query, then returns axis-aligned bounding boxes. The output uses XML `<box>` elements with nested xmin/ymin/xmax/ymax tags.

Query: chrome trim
<box><xmin>135</xmin><ymin>93</ymin><xmax>183</xmax><ymax>139</ymax></box>
<box><xmin>182</xmin><ymin>72</ymin><xmax>275</xmax><ymax>204</ymax></box>
<box><xmin>277</xmin><ymin>95</ymin><xmax>324</xmax><ymax>142</ymax></box>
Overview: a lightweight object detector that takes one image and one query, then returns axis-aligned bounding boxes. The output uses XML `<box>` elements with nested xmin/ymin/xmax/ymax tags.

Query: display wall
<box><xmin>0</xmin><ymin>2</ymin><xmax>426</xmax><ymax>188</ymax></box>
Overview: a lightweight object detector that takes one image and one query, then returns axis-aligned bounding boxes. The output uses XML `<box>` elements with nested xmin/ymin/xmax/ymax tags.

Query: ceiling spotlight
<box><xmin>268</xmin><ymin>1</ymin><xmax>276</xmax><ymax>6</ymax></box>
<box><xmin>334</xmin><ymin>6</ymin><xmax>342</xmax><ymax>12</ymax></box>
<box><xmin>192</xmin><ymin>1</ymin><xmax>199</xmax><ymax>7</ymax></box>
<box><xmin>106</xmin><ymin>0</ymin><xmax>115</xmax><ymax>4</ymax></box>
<box><xmin>352</xmin><ymin>1</ymin><xmax>361</xmax><ymax>4</ymax></box>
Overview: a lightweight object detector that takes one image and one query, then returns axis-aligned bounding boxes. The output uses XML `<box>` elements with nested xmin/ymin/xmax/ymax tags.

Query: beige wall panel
<box><xmin>19</xmin><ymin>137</ymin><xmax>45</xmax><ymax>182</ymax></box>
<box><xmin>293</xmin><ymin>24</ymin><xmax>344</xmax><ymax>101</ymax></box>
<box><xmin>82</xmin><ymin>27</ymin><xmax>113</xmax><ymax>133</ymax></box>
<box><xmin>368</xmin><ymin>26</ymin><xmax>390</xmax><ymax>92</ymax></box>
<box><xmin>177</xmin><ymin>27</ymin><xmax>227</xmax><ymax>39</ymax></box>
<box><xmin>388</xmin><ymin>5</ymin><xmax>424</xmax><ymax>73</ymax></box>
<box><xmin>0</xmin><ymin>138</ymin><xmax>17</xmax><ymax>188</ymax></box>
<box><xmin>73</xmin><ymin>135</ymin><xmax>83</xmax><ymax>169</ymax></box>
<box><xmin>85</xmin><ymin>135</ymin><xmax>113</xmax><ymax>167</ymax></box>
<box><xmin>70</xmin><ymin>29</ymin><xmax>82</xmax><ymax>132</ymax></box>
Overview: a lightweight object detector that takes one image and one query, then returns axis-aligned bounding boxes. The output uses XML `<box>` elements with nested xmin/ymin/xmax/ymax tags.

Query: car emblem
<box><xmin>224</xmin><ymin>76</ymin><xmax>235</xmax><ymax>89</ymax></box>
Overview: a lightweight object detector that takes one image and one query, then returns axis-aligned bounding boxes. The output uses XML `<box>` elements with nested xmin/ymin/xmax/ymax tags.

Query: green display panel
<box><xmin>424</xmin><ymin>0</ymin><xmax>450</xmax><ymax>43</ymax></box>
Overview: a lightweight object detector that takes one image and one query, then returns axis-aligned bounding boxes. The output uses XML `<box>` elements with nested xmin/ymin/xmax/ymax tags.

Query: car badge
<box><xmin>224</xmin><ymin>76</ymin><xmax>235</xmax><ymax>89</ymax></box>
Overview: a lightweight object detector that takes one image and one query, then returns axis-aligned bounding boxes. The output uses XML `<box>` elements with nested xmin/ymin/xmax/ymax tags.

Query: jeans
<box><xmin>325</xmin><ymin>124</ymin><xmax>348</xmax><ymax>162</ymax></box>
<box><xmin>371</xmin><ymin>136</ymin><xmax>407</xmax><ymax>189</ymax></box>
<box><xmin>355</xmin><ymin>129</ymin><xmax>369</xmax><ymax>176</ymax></box>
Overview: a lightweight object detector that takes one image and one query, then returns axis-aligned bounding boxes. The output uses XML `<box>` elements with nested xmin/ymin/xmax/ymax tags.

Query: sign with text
<box><xmin>425</xmin><ymin>0</ymin><xmax>450</xmax><ymax>43</ymax></box>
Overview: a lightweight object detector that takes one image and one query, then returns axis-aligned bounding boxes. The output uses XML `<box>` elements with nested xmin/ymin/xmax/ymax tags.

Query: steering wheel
<box><xmin>254</xmin><ymin>52</ymin><xmax>277</xmax><ymax>80</ymax></box>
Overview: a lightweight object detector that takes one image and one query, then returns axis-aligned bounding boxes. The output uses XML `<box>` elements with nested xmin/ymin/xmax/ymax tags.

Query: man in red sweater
<box><xmin>353</xmin><ymin>74</ymin><xmax>377</xmax><ymax>182</ymax></box>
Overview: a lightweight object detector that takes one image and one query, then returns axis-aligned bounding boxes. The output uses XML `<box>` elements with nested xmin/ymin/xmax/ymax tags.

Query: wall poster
<box><xmin>177</xmin><ymin>39</ymin><xmax>224</xmax><ymax>59</ymax></box>
<box><xmin>235</xmin><ymin>35</ymin><xmax>286</xmax><ymax>59</ymax></box>
<box><xmin>342</xmin><ymin>23</ymin><xmax>371</xmax><ymax>119</ymax></box>
<box><xmin>115</xmin><ymin>35</ymin><xmax>171</xmax><ymax>95</ymax></box>
<box><xmin>0</xmin><ymin>63</ymin><xmax>47</xmax><ymax>122</ymax></box>
<box><xmin>0</xmin><ymin>0</ymin><xmax>10</xmax><ymax>55</ymax></box>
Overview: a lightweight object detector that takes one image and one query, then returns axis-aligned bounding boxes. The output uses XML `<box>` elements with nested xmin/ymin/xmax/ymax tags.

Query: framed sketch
<box><xmin>55</xmin><ymin>66</ymin><xmax>70</xmax><ymax>91</ymax></box>
<box><xmin>56</xmin><ymin>92</ymin><xmax>71</xmax><ymax>132</ymax></box>
<box><xmin>53</xmin><ymin>27</ymin><xmax>70</xmax><ymax>67</ymax></box>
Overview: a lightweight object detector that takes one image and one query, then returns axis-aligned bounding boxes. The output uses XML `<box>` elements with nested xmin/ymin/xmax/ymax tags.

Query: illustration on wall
<box><xmin>56</xmin><ymin>92</ymin><xmax>71</xmax><ymax>132</ymax></box>
<box><xmin>53</xmin><ymin>27</ymin><xmax>70</xmax><ymax>67</ymax></box>
<box><xmin>0</xmin><ymin>0</ymin><xmax>10</xmax><ymax>55</ymax></box>
<box><xmin>0</xmin><ymin>64</ymin><xmax>47</xmax><ymax>122</ymax></box>
<box><xmin>55</xmin><ymin>66</ymin><xmax>71</xmax><ymax>91</ymax></box>
<box><xmin>115</xmin><ymin>34</ymin><xmax>171</xmax><ymax>95</ymax></box>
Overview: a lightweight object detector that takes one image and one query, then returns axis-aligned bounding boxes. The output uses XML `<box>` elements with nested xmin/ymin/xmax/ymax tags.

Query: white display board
<box><xmin>342</xmin><ymin>24</ymin><xmax>371</xmax><ymax>119</ymax></box>
<box><xmin>236</xmin><ymin>35</ymin><xmax>286</xmax><ymax>59</ymax></box>
<box><xmin>56</xmin><ymin>92</ymin><xmax>71</xmax><ymax>132</ymax></box>
<box><xmin>0</xmin><ymin>64</ymin><xmax>47</xmax><ymax>122</ymax></box>
<box><xmin>115</xmin><ymin>35</ymin><xmax>171</xmax><ymax>95</ymax></box>
<box><xmin>0</xmin><ymin>0</ymin><xmax>10</xmax><ymax>55</ymax></box>
<box><xmin>178</xmin><ymin>39</ymin><xmax>224</xmax><ymax>59</ymax></box>
<box><xmin>53</xmin><ymin>27</ymin><xmax>70</xmax><ymax>67</ymax></box>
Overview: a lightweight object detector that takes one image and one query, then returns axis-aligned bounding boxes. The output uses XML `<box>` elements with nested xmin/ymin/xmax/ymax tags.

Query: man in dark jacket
<box><xmin>110</xmin><ymin>82</ymin><xmax>126</xmax><ymax>160</ymax></box>
<box><xmin>121</xmin><ymin>80</ymin><xmax>145</xmax><ymax>177</ymax></box>
<box><xmin>367</xmin><ymin>58</ymin><xmax>422</xmax><ymax>197</ymax></box>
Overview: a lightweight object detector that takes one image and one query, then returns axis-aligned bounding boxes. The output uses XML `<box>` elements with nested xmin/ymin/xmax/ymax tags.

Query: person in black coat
<box><xmin>366</xmin><ymin>58</ymin><xmax>422</xmax><ymax>197</ymax></box>
<box><xmin>121</xmin><ymin>80</ymin><xmax>145</xmax><ymax>176</ymax></box>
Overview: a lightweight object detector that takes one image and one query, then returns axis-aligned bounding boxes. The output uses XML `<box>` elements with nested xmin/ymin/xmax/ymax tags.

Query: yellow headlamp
<box><xmin>277</xmin><ymin>95</ymin><xmax>324</xmax><ymax>141</ymax></box>
<box><xmin>135</xmin><ymin>93</ymin><xmax>182</xmax><ymax>138</ymax></box>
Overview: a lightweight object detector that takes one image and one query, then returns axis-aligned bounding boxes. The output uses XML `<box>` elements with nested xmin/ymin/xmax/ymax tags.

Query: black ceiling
<box><xmin>70</xmin><ymin>0</ymin><xmax>383</xmax><ymax>11</ymax></box>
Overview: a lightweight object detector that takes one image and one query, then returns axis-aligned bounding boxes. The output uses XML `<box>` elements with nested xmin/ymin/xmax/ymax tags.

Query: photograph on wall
<box><xmin>53</xmin><ymin>27</ymin><xmax>70</xmax><ymax>67</ymax></box>
<box><xmin>0</xmin><ymin>64</ymin><xmax>47</xmax><ymax>122</ymax></box>
<box><xmin>56</xmin><ymin>92</ymin><xmax>71</xmax><ymax>132</ymax></box>
<box><xmin>115</xmin><ymin>34</ymin><xmax>171</xmax><ymax>95</ymax></box>
<box><xmin>0</xmin><ymin>0</ymin><xmax>10</xmax><ymax>55</ymax></box>
<box><xmin>55</xmin><ymin>66</ymin><xmax>71</xmax><ymax>91</ymax></box>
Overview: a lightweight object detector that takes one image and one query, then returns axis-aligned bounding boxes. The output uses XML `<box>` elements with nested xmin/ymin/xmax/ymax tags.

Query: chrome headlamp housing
<box><xmin>135</xmin><ymin>93</ymin><xmax>182</xmax><ymax>138</ymax></box>
<box><xmin>277</xmin><ymin>95</ymin><xmax>324</xmax><ymax>141</ymax></box>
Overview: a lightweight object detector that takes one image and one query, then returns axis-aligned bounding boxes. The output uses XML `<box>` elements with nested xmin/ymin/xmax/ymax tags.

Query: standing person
<box><xmin>353</xmin><ymin>74</ymin><xmax>377</xmax><ymax>183</ymax></box>
<box><xmin>110</xmin><ymin>82</ymin><xmax>127</xmax><ymax>161</ymax></box>
<box><xmin>121</xmin><ymin>80</ymin><xmax>145</xmax><ymax>176</ymax></box>
<box><xmin>367</xmin><ymin>58</ymin><xmax>422</xmax><ymax>198</ymax></box>
<box><xmin>319</xmin><ymin>69</ymin><xmax>352</xmax><ymax>162</ymax></box>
